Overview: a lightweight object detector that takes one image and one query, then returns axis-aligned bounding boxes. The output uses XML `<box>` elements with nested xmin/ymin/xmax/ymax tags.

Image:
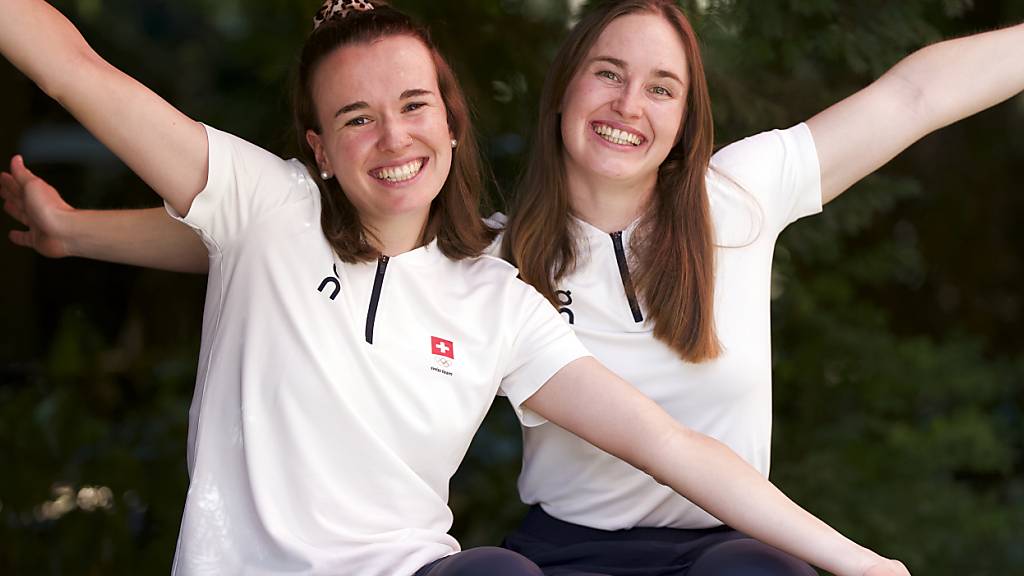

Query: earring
<box><xmin>450</xmin><ymin>139</ymin><xmax>458</xmax><ymax>149</ymax></box>
<box><xmin>320</xmin><ymin>170</ymin><xmax>331</xmax><ymax>180</ymax></box>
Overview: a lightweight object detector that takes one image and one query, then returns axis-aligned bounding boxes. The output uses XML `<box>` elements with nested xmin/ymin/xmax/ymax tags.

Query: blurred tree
<box><xmin>0</xmin><ymin>0</ymin><xmax>1021</xmax><ymax>574</ymax></box>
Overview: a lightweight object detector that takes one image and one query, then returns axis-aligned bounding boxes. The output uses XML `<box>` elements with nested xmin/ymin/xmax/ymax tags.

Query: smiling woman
<box><xmin>0</xmin><ymin>1</ymin><xmax>559</xmax><ymax>573</ymax></box>
<box><xmin>306</xmin><ymin>37</ymin><xmax>458</xmax><ymax>248</ymax></box>
<box><xmin>561</xmin><ymin>15</ymin><xmax>688</xmax><ymax>185</ymax></box>
<box><xmin>500</xmin><ymin>1</ymin><xmax>1024</xmax><ymax>575</ymax></box>
<box><xmin>505</xmin><ymin>1</ymin><xmax>720</xmax><ymax>366</ymax></box>
<box><xmin>307</xmin><ymin>38</ymin><xmax>453</xmax><ymax>242</ymax></box>
<box><xmin>292</xmin><ymin>8</ymin><xmax>490</xmax><ymax>264</ymax></box>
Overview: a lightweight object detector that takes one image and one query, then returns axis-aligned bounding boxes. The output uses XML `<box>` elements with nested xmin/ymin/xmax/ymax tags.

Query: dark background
<box><xmin>1</xmin><ymin>0</ymin><xmax>1023</xmax><ymax>573</ymax></box>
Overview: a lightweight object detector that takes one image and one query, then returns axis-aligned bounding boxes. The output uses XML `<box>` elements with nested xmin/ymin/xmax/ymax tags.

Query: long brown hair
<box><xmin>294</xmin><ymin>4</ymin><xmax>494</xmax><ymax>262</ymax></box>
<box><xmin>504</xmin><ymin>0</ymin><xmax>720</xmax><ymax>362</ymax></box>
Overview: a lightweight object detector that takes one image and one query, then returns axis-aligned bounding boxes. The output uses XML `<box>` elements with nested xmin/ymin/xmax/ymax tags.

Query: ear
<box><xmin>306</xmin><ymin>130</ymin><xmax>330</xmax><ymax>176</ymax></box>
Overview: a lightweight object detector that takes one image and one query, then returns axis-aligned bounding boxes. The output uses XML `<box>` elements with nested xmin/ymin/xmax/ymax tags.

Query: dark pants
<box><xmin>502</xmin><ymin>506</ymin><xmax>818</xmax><ymax>576</ymax></box>
<box><xmin>415</xmin><ymin>546</ymin><xmax>544</xmax><ymax>576</ymax></box>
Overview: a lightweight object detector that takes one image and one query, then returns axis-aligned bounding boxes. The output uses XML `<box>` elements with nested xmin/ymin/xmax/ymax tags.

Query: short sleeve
<box><xmin>498</xmin><ymin>286</ymin><xmax>592</xmax><ymax>427</ymax></box>
<box><xmin>165</xmin><ymin>124</ymin><xmax>315</xmax><ymax>252</ymax></box>
<box><xmin>709</xmin><ymin>123</ymin><xmax>822</xmax><ymax>236</ymax></box>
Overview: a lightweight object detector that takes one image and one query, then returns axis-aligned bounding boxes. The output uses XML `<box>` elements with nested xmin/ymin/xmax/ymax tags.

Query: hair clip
<box><xmin>313</xmin><ymin>0</ymin><xmax>376</xmax><ymax>30</ymax></box>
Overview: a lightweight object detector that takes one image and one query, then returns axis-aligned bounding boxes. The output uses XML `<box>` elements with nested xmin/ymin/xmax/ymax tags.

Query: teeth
<box><xmin>373</xmin><ymin>159</ymin><xmax>424</xmax><ymax>183</ymax></box>
<box><xmin>593</xmin><ymin>124</ymin><xmax>642</xmax><ymax>146</ymax></box>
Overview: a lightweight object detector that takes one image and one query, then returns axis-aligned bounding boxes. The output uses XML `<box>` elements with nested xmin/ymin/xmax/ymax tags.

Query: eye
<box><xmin>596</xmin><ymin>69</ymin><xmax>621</xmax><ymax>82</ymax></box>
<box><xmin>403</xmin><ymin>101</ymin><xmax>428</xmax><ymax>113</ymax></box>
<box><xmin>649</xmin><ymin>85</ymin><xmax>673</xmax><ymax>97</ymax></box>
<box><xmin>345</xmin><ymin>116</ymin><xmax>371</xmax><ymax>127</ymax></box>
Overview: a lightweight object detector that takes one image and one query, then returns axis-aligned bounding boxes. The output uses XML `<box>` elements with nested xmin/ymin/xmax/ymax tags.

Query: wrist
<box><xmin>53</xmin><ymin>206</ymin><xmax>81</xmax><ymax>258</ymax></box>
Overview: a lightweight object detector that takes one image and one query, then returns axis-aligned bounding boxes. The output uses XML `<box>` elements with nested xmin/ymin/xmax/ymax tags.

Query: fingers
<box><xmin>0</xmin><ymin>171</ymin><xmax>18</xmax><ymax>202</ymax></box>
<box><xmin>1</xmin><ymin>172</ymin><xmax>28</xmax><ymax>225</ymax></box>
<box><xmin>4</xmin><ymin>200</ymin><xmax>28</xmax><ymax>225</ymax></box>
<box><xmin>10</xmin><ymin>155</ymin><xmax>38</xmax><ymax>188</ymax></box>
<box><xmin>9</xmin><ymin>229</ymin><xmax>32</xmax><ymax>248</ymax></box>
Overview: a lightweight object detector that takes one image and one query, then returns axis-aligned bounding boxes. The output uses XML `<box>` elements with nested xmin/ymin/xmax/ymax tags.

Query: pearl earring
<box><xmin>320</xmin><ymin>170</ymin><xmax>331</xmax><ymax>180</ymax></box>
<box><xmin>450</xmin><ymin>139</ymin><xmax>458</xmax><ymax>149</ymax></box>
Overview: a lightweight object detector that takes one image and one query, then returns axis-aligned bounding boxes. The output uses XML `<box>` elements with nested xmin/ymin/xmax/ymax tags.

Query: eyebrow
<box><xmin>333</xmin><ymin>88</ymin><xmax>436</xmax><ymax>118</ymax></box>
<box><xmin>589</xmin><ymin>55</ymin><xmax>685</xmax><ymax>85</ymax></box>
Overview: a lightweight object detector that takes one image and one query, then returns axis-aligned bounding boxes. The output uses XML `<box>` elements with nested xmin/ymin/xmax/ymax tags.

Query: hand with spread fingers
<box><xmin>0</xmin><ymin>155</ymin><xmax>74</xmax><ymax>259</ymax></box>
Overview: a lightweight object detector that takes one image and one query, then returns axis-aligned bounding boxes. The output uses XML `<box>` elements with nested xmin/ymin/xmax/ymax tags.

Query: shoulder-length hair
<box><xmin>294</xmin><ymin>4</ymin><xmax>494</xmax><ymax>262</ymax></box>
<box><xmin>504</xmin><ymin>0</ymin><xmax>720</xmax><ymax>362</ymax></box>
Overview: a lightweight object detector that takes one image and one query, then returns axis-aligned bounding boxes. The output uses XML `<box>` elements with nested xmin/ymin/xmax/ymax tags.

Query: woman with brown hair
<box><xmin>0</xmin><ymin>0</ymin><xmax>914</xmax><ymax>575</ymax></box>
<box><xmin>498</xmin><ymin>1</ymin><xmax>1023</xmax><ymax>575</ymax></box>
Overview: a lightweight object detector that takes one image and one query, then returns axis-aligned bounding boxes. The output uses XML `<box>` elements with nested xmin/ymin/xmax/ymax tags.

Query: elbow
<box><xmin>882</xmin><ymin>71</ymin><xmax>930</xmax><ymax>117</ymax></box>
<box><xmin>883</xmin><ymin>46</ymin><xmax>957</xmax><ymax>131</ymax></box>
<box><xmin>633</xmin><ymin>421</ymin><xmax>703</xmax><ymax>486</ymax></box>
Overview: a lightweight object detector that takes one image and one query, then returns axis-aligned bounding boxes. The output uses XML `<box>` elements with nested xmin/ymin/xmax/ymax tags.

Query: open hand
<box><xmin>0</xmin><ymin>155</ymin><xmax>74</xmax><ymax>258</ymax></box>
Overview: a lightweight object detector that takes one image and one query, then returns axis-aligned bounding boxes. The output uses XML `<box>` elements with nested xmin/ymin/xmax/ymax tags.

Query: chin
<box><xmin>589</xmin><ymin>163</ymin><xmax>644</xmax><ymax>182</ymax></box>
<box><xmin>390</xmin><ymin>195</ymin><xmax>438</xmax><ymax>217</ymax></box>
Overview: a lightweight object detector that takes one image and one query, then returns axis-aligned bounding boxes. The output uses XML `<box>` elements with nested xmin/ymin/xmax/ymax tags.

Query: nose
<box><xmin>610</xmin><ymin>81</ymin><xmax>644</xmax><ymax>119</ymax></box>
<box><xmin>377</xmin><ymin>116</ymin><xmax>413</xmax><ymax>153</ymax></box>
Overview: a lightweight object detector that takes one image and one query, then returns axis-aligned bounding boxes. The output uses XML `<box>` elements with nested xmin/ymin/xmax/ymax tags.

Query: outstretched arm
<box><xmin>809</xmin><ymin>23</ymin><xmax>1024</xmax><ymax>204</ymax></box>
<box><xmin>525</xmin><ymin>358</ymin><xmax>909</xmax><ymax>576</ymax></box>
<box><xmin>0</xmin><ymin>0</ymin><xmax>208</xmax><ymax>216</ymax></box>
<box><xmin>1</xmin><ymin>156</ymin><xmax>209</xmax><ymax>273</ymax></box>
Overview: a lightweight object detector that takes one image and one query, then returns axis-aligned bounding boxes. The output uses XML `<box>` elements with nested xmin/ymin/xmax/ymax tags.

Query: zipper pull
<box><xmin>365</xmin><ymin>255</ymin><xmax>390</xmax><ymax>344</ymax></box>
<box><xmin>610</xmin><ymin>231</ymin><xmax>644</xmax><ymax>324</ymax></box>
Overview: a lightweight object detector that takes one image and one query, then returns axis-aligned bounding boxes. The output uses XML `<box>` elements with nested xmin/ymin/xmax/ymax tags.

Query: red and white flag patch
<box><xmin>431</xmin><ymin>336</ymin><xmax>454</xmax><ymax>359</ymax></box>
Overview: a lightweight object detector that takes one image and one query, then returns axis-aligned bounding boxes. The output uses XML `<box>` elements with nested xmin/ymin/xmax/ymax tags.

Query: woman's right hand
<box><xmin>1</xmin><ymin>155</ymin><xmax>74</xmax><ymax>258</ymax></box>
<box><xmin>2</xmin><ymin>154</ymin><xmax>210</xmax><ymax>273</ymax></box>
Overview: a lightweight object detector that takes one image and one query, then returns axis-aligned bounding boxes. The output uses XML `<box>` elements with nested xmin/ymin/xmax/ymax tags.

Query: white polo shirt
<box><xmin>168</xmin><ymin>126</ymin><xmax>590</xmax><ymax>575</ymax></box>
<box><xmin>515</xmin><ymin>124</ymin><xmax>822</xmax><ymax>530</ymax></box>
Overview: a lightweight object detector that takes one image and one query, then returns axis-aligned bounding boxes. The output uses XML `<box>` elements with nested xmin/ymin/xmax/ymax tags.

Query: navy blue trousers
<box><xmin>502</xmin><ymin>506</ymin><xmax>818</xmax><ymax>576</ymax></box>
<box><xmin>415</xmin><ymin>546</ymin><xmax>544</xmax><ymax>576</ymax></box>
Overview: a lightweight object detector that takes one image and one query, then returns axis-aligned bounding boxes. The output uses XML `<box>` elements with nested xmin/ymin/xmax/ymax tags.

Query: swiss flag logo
<box><xmin>431</xmin><ymin>336</ymin><xmax>454</xmax><ymax>359</ymax></box>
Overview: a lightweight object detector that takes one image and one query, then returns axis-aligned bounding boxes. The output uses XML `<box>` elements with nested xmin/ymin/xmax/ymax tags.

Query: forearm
<box><xmin>889</xmin><ymin>22</ymin><xmax>1024</xmax><ymax>131</ymax></box>
<box><xmin>527</xmin><ymin>358</ymin><xmax>890</xmax><ymax>576</ymax></box>
<box><xmin>810</xmin><ymin>22</ymin><xmax>1024</xmax><ymax>202</ymax></box>
<box><xmin>62</xmin><ymin>207</ymin><xmax>209</xmax><ymax>273</ymax></box>
<box><xmin>645</xmin><ymin>427</ymin><xmax>880</xmax><ymax>576</ymax></box>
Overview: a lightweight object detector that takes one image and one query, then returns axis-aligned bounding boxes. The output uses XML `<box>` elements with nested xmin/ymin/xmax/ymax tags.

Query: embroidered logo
<box><xmin>430</xmin><ymin>336</ymin><xmax>455</xmax><ymax>376</ymax></box>
<box><xmin>556</xmin><ymin>289</ymin><xmax>575</xmax><ymax>325</ymax></box>
<box><xmin>317</xmin><ymin>264</ymin><xmax>341</xmax><ymax>300</ymax></box>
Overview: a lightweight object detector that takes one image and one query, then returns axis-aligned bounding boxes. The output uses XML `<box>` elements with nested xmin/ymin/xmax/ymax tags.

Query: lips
<box><xmin>370</xmin><ymin>158</ymin><xmax>426</xmax><ymax>183</ymax></box>
<box><xmin>591</xmin><ymin>122</ymin><xmax>645</xmax><ymax>147</ymax></box>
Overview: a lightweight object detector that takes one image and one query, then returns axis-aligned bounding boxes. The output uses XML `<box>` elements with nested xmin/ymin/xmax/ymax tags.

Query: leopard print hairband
<box><xmin>313</xmin><ymin>0</ymin><xmax>376</xmax><ymax>30</ymax></box>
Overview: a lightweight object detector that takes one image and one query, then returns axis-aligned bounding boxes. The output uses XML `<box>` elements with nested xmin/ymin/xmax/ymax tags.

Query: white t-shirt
<box><xmin>516</xmin><ymin>124</ymin><xmax>822</xmax><ymax>530</ymax></box>
<box><xmin>168</xmin><ymin>126</ymin><xmax>590</xmax><ymax>575</ymax></box>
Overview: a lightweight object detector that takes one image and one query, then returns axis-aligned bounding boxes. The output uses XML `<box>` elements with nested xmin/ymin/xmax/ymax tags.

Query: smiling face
<box><xmin>305</xmin><ymin>34</ymin><xmax>452</xmax><ymax>234</ymax></box>
<box><xmin>560</xmin><ymin>13</ymin><xmax>689</xmax><ymax>188</ymax></box>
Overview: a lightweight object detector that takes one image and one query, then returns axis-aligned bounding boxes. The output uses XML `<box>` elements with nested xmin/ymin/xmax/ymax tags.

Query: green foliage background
<box><xmin>1</xmin><ymin>0</ymin><xmax>1022</xmax><ymax>574</ymax></box>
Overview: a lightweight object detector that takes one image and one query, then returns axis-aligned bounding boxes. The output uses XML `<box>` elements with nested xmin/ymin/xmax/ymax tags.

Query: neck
<box><xmin>365</xmin><ymin>211</ymin><xmax>430</xmax><ymax>257</ymax></box>
<box><xmin>564</xmin><ymin>161</ymin><xmax>656</xmax><ymax>234</ymax></box>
